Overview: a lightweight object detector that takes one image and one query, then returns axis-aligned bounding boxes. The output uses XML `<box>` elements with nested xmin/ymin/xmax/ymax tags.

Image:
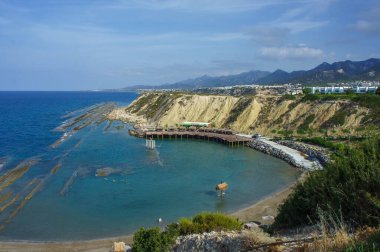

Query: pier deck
<box><xmin>143</xmin><ymin>130</ymin><xmax>252</xmax><ymax>146</ymax></box>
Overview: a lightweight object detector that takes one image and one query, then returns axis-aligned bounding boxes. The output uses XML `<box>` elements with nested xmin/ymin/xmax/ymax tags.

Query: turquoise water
<box><xmin>0</xmin><ymin>92</ymin><xmax>299</xmax><ymax>241</ymax></box>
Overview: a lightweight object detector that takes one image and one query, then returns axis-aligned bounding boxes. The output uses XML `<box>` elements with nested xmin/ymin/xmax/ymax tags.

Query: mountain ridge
<box><xmin>117</xmin><ymin>58</ymin><xmax>380</xmax><ymax>91</ymax></box>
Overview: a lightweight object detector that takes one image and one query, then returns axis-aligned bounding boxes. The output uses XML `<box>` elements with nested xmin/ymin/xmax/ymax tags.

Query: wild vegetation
<box><xmin>297</xmin><ymin>114</ymin><xmax>316</xmax><ymax>134</ymax></box>
<box><xmin>132</xmin><ymin>212</ymin><xmax>243</xmax><ymax>251</ymax></box>
<box><xmin>273</xmin><ymin>134</ymin><xmax>380</xmax><ymax>230</ymax></box>
<box><xmin>175</xmin><ymin>212</ymin><xmax>243</xmax><ymax>235</ymax></box>
<box><xmin>224</xmin><ymin>97</ymin><xmax>253</xmax><ymax>125</ymax></box>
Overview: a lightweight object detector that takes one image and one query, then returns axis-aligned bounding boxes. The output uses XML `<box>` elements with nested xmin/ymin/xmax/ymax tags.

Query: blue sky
<box><xmin>0</xmin><ymin>0</ymin><xmax>379</xmax><ymax>90</ymax></box>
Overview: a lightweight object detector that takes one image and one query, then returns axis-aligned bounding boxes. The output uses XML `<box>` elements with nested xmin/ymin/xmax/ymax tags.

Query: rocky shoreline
<box><xmin>248</xmin><ymin>140</ymin><xmax>319</xmax><ymax>170</ymax></box>
<box><xmin>274</xmin><ymin>140</ymin><xmax>330</xmax><ymax>166</ymax></box>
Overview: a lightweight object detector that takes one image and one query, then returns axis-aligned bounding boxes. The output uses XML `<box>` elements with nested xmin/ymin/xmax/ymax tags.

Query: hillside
<box><xmin>259</xmin><ymin>58</ymin><xmax>380</xmax><ymax>84</ymax></box>
<box><xmin>115</xmin><ymin>58</ymin><xmax>380</xmax><ymax>91</ymax></box>
<box><xmin>108</xmin><ymin>92</ymin><xmax>377</xmax><ymax>136</ymax></box>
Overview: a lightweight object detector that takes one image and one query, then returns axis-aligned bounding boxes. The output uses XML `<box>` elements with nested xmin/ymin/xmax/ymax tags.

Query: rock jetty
<box><xmin>274</xmin><ymin>140</ymin><xmax>330</xmax><ymax>166</ymax></box>
<box><xmin>248</xmin><ymin>139</ymin><xmax>318</xmax><ymax>170</ymax></box>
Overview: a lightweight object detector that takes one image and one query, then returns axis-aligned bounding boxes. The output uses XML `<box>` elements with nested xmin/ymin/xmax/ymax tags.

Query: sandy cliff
<box><xmin>110</xmin><ymin>92</ymin><xmax>370</xmax><ymax>136</ymax></box>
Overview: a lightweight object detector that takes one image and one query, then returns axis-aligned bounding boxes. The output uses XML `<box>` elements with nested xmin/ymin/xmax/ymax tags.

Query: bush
<box><xmin>224</xmin><ymin>97</ymin><xmax>253</xmax><ymax>125</ymax></box>
<box><xmin>133</xmin><ymin>227</ymin><xmax>175</xmax><ymax>252</ymax></box>
<box><xmin>343</xmin><ymin>227</ymin><xmax>380</xmax><ymax>252</ymax></box>
<box><xmin>303</xmin><ymin>88</ymin><xmax>312</xmax><ymax>95</ymax></box>
<box><xmin>322</xmin><ymin>110</ymin><xmax>348</xmax><ymax>128</ymax></box>
<box><xmin>298</xmin><ymin>114</ymin><xmax>316</xmax><ymax>132</ymax></box>
<box><xmin>132</xmin><ymin>212</ymin><xmax>242</xmax><ymax>251</ymax></box>
<box><xmin>282</xmin><ymin>94</ymin><xmax>297</xmax><ymax>101</ymax></box>
<box><xmin>178</xmin><ymin>212</ymin><xmax>243</xmax><ymax>235</ymax></box>
<box><xmin>273</xmin><ymin>135</ymin><xmax>380</xmax><ymax>229</ymax></box>
<box><xmin>301</xmin><ymin>137</ymin><xmax>346</xmax><ymax>151</ymax></box>
<box><xmin>301</xmin><ymin>94</ymin><xmax>319</xmax><ymax>102</ymax></box>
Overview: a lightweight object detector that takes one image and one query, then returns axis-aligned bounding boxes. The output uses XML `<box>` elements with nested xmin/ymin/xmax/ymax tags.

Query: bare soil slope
<box><xmin>110</xmin><ymin>93</ymin><xmax>370</xmax><ymax>136</ymax></box>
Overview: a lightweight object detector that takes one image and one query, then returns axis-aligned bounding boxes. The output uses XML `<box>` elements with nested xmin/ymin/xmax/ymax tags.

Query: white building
<box><xmin>311</xmin><ymin>87</ymin><xmax>344</xmax><ymax>94</ymax></box>
<box><xmin>311</xmin><ymin>86</ymin><xmax>377</xmax><ymax>94</ymax></box>
<box><xmin>355</xmin><ymin>86</ymin><xmax>377</xmax><ymax>93</ymax></box>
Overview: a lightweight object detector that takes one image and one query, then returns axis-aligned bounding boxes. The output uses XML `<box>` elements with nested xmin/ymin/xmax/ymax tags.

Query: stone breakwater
<box><xmin>274</xmin><ymin>140</ymin><xmax>330</xmax><ymax>167</ymax></box>
<box><xmin>248</xmin><ymin>140</ymin><xmax>317</xmax><ymax>170</ymax></box>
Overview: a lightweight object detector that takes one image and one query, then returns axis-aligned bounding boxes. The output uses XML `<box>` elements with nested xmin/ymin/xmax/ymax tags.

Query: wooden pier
<box><xmin>141</xmin><ymin>130</ymin><xmax>252</xmax><ymax>147</ymax></box>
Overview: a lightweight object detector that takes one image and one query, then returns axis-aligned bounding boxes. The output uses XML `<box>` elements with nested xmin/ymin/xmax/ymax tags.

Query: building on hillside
<box><xmin>311</xmin><ymin>86</ymin><xmax>345</xmax><ymax>94</ymax></box>
<box><xmin>311</xmin><ymin>86</ymin><xmax>377</xmax><ymax>94</ymax></box>
<box><xmin>355</xmin><ymin>86</ymin><xmax>377</xmax><ymax>93</ymax></box>
<box><xmin>181</xmin><ymin>122</ymin><xmax>210</xmax><ymax>128</ymax></box>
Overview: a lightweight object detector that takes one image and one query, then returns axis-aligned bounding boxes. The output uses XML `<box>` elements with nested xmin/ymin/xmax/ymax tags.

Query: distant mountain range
<box><xmin>115</xmin><ymin>58</ymin><xmax>380</xmax><ymax>91</ymax></box>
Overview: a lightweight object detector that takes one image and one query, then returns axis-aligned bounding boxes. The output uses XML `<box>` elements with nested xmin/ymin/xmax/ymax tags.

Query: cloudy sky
<box><xmin>0</xmin><ymin>0</ymin><xmax>379</xmax><ymax>90</ymax></box>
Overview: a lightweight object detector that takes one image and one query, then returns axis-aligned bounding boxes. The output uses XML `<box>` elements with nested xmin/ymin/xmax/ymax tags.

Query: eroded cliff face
<box><xmin>109</xmin><ymin>92</ymin><xmax>370</xmax><ymax>136</ymax></box>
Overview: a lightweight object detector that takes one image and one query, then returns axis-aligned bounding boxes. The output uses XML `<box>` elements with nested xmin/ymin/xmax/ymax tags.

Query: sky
<box><xmin>0</xmin><ymin>0</ymin><xmax>379</xmax><ymax>91</ymax></box>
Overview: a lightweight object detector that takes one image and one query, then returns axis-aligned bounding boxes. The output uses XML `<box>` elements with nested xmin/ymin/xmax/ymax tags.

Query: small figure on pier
<box><xmin>215</xmin><ymin>181</ymin><xmax>228</xmax><ymax>197</ymax></box>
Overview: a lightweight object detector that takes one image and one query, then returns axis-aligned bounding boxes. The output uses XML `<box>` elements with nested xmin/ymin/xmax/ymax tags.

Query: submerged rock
<box><xmin>96</xmin><ymin>167</ymin><xmax>122</xmax><ymax>177</ymax></box>
<box><xmin>0</xmin><ymin>156</ymin><xmax>9</xmax><ymax>170</ymax></box>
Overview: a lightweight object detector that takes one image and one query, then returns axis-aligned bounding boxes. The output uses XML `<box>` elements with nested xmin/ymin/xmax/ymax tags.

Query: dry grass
<box><xmin>302</xmin><ymin>229</ymin><xmax>351</xmax><ymax>252</ymax></box>
<box><xmin>242</xmin><ymin>228</ymin><xmax>277</xmax><ymax>250</ymax></box>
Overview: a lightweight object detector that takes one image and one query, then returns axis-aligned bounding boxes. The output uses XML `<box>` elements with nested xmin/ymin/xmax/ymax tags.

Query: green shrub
<box><xmin>133</xmin><ymin>227</ymin><xmax>175</xmax><ymax>252</ymax></box>
<box><xmin>178</xmin><ymin>212</ymin><xmax>243</xmax><ymax>235</ymax></box>
<box><xmin>298</xmin><ymin>114</ymin><xmax>316</xmax><ymax>132</ymax></box>
<box><xmin>297</xmin><ymin>129</ymin><xmax>307</xmax><ymax>134</ymax></box>
<box><xmin>224</xmin><ymin>97</ymin><xmax>253</xmax><ymax>125</ymax></box>
<box><xmin>303</xmin><ymin>88</ymin><xmax>312</xmax><ymax>95</ymax></box>
<box><xmin>278</xmin><ymin>130</ymin><xmax>293</xmax><ymax>137</ymax></box>
<box><xmin>301</xmin><ymin>94</ymin><xmax>319</xmax><ymax>102</ymax></box>
<box><xmin>301</xmin><ymin>137</ymin><xmax>350</xmax><ymax>152</ymax></box>
<box><xmin>132</xmin><ymin>212</ymin><xmax>242</xmax><ymax>251</ymax></box>
<box><xmin>273</xmin><ymin>135</ymin><xmax>380</xmax><ymax>230</ymax></box>
<box><xmin>343</xmin><ymin>129</ymin><xmax>351</xmax><ymax>134</ymax></box>
<box><xmin>321</xmin><ymin>110</ymin><xmax>348</xmax><ymax>129</ymax></box>
<box><xmin>344</xmin><ymin>228</ymin><xmax>380</xmax><ymax>252</ymax></box>
<box><xmin>282</xmin><ymin>94</ymin><xmax>297</xmax><ymax>100</ymax></box>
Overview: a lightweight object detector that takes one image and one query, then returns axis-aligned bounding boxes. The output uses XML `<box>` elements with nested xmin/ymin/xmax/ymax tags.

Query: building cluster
<box><xmin>137</xmin><ymin>81</ymin><xmax>379</xmax><ymax>96</ymax></box>
<box><xmin>311</xmin><ymin>85</ymin><xmax>379</xmax><ymax>94</ymax></box>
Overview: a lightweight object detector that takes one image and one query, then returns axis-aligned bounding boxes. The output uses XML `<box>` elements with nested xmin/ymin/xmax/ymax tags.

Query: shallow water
<box><xmin>0</xmin><ymin>91</ymin><xmax>300</xmax><ymax>241</ymax></box>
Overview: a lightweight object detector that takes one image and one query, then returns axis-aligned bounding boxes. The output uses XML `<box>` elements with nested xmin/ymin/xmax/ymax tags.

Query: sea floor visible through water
<box><xmin>0</xmin><ymin>91</ymin><xmax>300</xmax><ymax>241</ymax></box>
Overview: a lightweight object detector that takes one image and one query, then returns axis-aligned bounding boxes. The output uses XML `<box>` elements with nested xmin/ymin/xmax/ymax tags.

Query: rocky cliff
<box><xmin>109</xmin><ymin>92</ymin><xmax>372</xmax><ymax>136</ymax></box>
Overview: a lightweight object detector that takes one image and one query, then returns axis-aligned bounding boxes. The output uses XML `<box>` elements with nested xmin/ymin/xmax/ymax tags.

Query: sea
<box><xmin>0</xmin><ymin>91</ymin><xmax>300</xmax><ymax>241</ymax></box>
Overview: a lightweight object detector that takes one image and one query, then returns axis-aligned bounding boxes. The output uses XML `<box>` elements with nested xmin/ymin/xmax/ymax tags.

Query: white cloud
<box><xmin>279</xmin><ymin>20</ymin><xmax>328</xmax><ymax>33</ymax></box>
<box><xmin>258</xmin><ymin>46</ymin><xmax>324</xmax><ymax>60</ymax></box>
<box><xmin>351</xmin><ymin>6</ymin><xmax>380</xmax><ymax>35</ymax></box>
<box><xmin>352</xmin><ymin>20</ymin><xmax>380</xmax><ymax>34</ymax></box>
<box><xmin>109</xmin><ymin>0</ymin><xmax>306</xmax><ymax>13</ymax></box>
<box><xmin>245</xmin><ymin>26</ymin><xmax>290</xmax><ymax>46</ymax></box>
<box><xmin>9</xmin><ymin>22</ymin><xmax>247</xmax><ymax>48</ymax></box>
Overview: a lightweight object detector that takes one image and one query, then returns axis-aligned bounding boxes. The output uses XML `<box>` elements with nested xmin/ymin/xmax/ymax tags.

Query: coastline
<box><xmin>231</xmin><ymin>173</ymin><xmax>304</xmax><ymax>224</ymax></box>
<box><xmin>1</xmin><ymin>107</ymin><xmax>311</xmax><ymax>251</ymax></box>
<box><xmin>0</xmin><ymin>175</ymin><xmax>302</xmax><ymax>252</ymax></box>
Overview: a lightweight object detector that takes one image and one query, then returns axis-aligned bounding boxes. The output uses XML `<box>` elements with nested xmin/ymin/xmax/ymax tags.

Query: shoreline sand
<box><xmin>0</xmin><ymin>176</ymin><xmax>302</xmax><ymax>252</ymax></box>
